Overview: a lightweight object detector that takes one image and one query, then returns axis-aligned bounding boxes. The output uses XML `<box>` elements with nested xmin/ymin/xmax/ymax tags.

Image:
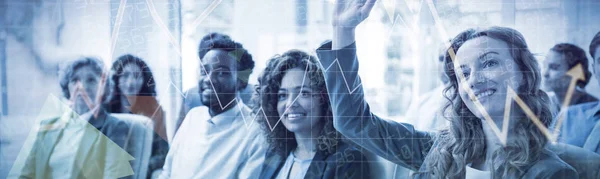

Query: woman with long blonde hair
<box><xmin>317</xmin><ymin>0</ymin><xmax>578</xmax><ymax>178</ymax></box>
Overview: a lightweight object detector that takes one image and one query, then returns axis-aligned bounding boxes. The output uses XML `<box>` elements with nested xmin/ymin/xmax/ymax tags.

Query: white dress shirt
<box><xmin>274</xmin><ymin>152</ymin><xmax>312</xmax><ymax>179</ymax></box>
<box><xmin>159</xmin><ymin>102</ymin><xmax>266</xmax><ymax>179</ymax></box>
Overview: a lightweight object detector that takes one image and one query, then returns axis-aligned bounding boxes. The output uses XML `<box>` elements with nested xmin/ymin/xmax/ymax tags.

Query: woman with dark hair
<box><xmin>542</xmin><ymin>43</ymin><xmax>598</xmax><ymax>107</ymax></box>
<box><xmin>316</xmin><ymin>0</ymin><xmax>578</xmax><ymax>178</ymax></box>
<box><xmin>255</xmin><ymin>50</ymin><xmax>370</xmax><ymax>178</ymax></box>
<box><xmin>107</xmin><ymin>54</ymin><xmax>169</xmax><ymax>178</ymax></box>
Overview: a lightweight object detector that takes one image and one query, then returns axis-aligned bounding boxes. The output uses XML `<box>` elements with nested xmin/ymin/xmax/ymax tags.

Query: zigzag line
<box><xmin>144</xmin><ymin>0</ymin><xmax>246</xmax><ymax>111</ymax></box>
<box><xmin>159</xmin><ymin>65</ymin><xmax>311</xmax><ymax>131</ymax></box>
<box><xmin>425</xmin><ymin>0</ymin><xmax>580</xmax><ymax>144</ymax></box>
<box><xmin>190</xmin><ymin>0</ymin><xmax>224</xmax><ymax>31</ymax></box>
<box><xmin>109</xmin><ymin>0</ymin><xmax>128</xmax><ymax>59</ymax></box>
<box><xmin>323</xmin><ymin>58</ymin><xmax>362</xmax><ymax>94</ymax></box>
<box><xmin>145</xmin><ymin>0</ymin><xmax>183</xmax><ymax>57</ymax></box>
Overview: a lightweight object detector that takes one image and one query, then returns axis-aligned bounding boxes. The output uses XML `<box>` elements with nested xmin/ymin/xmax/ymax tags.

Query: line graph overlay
<box><xmin>425</xmin><ymin>0</ymin><xmax>583</xmax><ymax>144</ymax></box>
<box><xmin>144</xmin><ymin>0</ymin><xmax>247</xmax><ymax>112</ymax></box>
<box><xmin>322</xmin><ymin>0</ymin><xmax>584</xmax><ymax>145</ymax></box>
<box><xmin>104</xmin><ymin>0</ymin><xmax>586</xmax><ymax>142</ymax></box>
<box><xmin>157</xmin><ymin>64</ymin><xmax>313</xmax><ymax>131</ymax></box>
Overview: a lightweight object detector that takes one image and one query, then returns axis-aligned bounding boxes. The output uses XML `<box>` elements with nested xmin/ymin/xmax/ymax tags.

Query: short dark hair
<box><xmin>107</xmin><ymin>54</ymin><xmax>157</xmax><ymax>113</ymax></box>
<box><xmin>590</xmin><ymin>31</ymin><xmax>600</xmax><ymax>60</ymax></box>
<box><xmin>551</xmin><ymin>43</ymin><xmax>592</xmax><ymax>88</ymax></box>
<box><xmin>198</xmin><ymin>32</ymin><xmax>231</xmax><ymax>59</ymax></box>
<box><xmin>59</xmin><ymin>57</ymin><xmax>113</xmax><ymax>104</ymax></box>
<box><xmin>199</xmin><ymin>35</ymin><xmax>255</xmax><ymax>89</ymax></box>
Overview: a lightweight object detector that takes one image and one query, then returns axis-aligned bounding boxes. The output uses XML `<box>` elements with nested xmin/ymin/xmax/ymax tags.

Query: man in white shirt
<box><xmin>159</xmin><ymin>36</ymin><xmax>265</xmax><ymax>178</ymax></box>
<box><xmin>174</xmin><ymin>33</ymin><xmax>229</xmax><ymax>135</ymax></box>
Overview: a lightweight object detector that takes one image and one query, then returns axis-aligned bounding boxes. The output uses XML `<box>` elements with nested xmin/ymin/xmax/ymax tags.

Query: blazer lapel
<box><xmin>305</xmin><ymin>150</ymin><xmax>328</xmax><ymax>179</ymax></box>
<box><xmin>261</xmin><ymin>150</ymin><xmax>286</xmax><ymax>179</ymax></box>
<box><xmin>35</xmin><ymin>111</ymin><xmax>73</xmax><ymax>177</ymax></box>
<box><xmin>35</xmin><ymin>127</ymin><xmax>65</xmax><ymax>177</ymax></box>
<box><xmin>72</xmin><ymin>117</ymin><xmax>101</xmax><ymax>178</ymax></box>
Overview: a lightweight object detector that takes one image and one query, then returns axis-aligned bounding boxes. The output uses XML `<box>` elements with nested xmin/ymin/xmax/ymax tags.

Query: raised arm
<box><xmin>331</xmin><ymin>0</ymin><xmax>374</xmax><ymax>50</ymax></box>
<box><xmin>316</xmin><ymin>0</ymin><xmax>433</xmax><ymax>170</ymax></box>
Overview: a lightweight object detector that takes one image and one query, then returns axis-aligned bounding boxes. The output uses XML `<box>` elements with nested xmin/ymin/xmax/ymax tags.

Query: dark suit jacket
<box><xmin>259</xmin><ymin>142</ymin><xmax>370</xmax><ymax>179</ymax></box>
<box><xmin>316</xmin><ymin>41</ymin><xmax>578</xmax><ymax>178</ymax></box>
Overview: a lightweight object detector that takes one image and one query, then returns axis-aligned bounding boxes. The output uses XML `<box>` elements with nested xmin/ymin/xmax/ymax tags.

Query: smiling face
<box><xmin>198</xmin><ymin>49</ymin><xmax>239</xmax><ymax>108</ymax></box>
<box><xmin>541</xmin><ymin>50</ymin><xmax>571</xmax><ymax>92</ymax></box>
<box><xmin>276</xmin><ymin>67</ymin><xmax>324</xmax><ymax>134</ymax></box>
<box><xmin>454</xmin><ymin>36</ymin><xmax>523</xmax><ymax>119</ymax></box>
<box><xmin>118</xmin><ymin>63</ymin><xmax>144</xmax><ymax>96</ymax></box>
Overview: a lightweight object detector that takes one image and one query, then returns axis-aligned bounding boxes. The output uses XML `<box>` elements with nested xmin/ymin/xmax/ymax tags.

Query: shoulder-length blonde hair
<box><xmin>417</xmin><ymin>27</ymin><xmax>553</xmax><ymax>178</ymax></box>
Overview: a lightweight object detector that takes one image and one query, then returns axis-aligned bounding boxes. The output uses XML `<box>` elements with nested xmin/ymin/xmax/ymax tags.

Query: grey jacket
<box><xmin>315</xmin><ymin>41</ymin><xmax>578</xmax><ymax>179</ymax></box>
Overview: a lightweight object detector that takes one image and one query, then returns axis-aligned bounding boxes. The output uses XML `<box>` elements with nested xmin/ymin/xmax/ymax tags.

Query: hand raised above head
<box><xmin>332</xmin><ymin>0</ymin><xmax>377</xmax><ymax>29</ymax></box>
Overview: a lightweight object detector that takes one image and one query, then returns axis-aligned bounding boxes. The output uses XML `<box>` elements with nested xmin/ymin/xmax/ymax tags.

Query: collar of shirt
<box><xmin>583</xmin><ymin>101</ymin><xmax>600</xmax><ymax>118</ymax></box>
<box><xmin>207</xmin><ymin>101</ymin><xmax>248</xmax><ymax>127</ymax></box>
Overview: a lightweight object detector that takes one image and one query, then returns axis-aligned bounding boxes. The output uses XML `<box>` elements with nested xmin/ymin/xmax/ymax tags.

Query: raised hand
<box><xmin>332</xmin><ymin>0</ymin><xmax>377</xmax><ymax>29</ymax></box>
<box><xmin>331</xmin><ymin>0</ymin><xmax>377</xmax><ymax>49</ymax></box>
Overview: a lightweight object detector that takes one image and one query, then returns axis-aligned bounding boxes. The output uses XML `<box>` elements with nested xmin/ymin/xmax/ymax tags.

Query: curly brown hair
<box><xmin>253</xmin><ymin>50</ymin><xmax>341</xmax><ymax>156</ymax></box>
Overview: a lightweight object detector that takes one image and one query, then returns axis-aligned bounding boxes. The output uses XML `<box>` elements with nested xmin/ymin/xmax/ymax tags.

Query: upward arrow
<box><xmin>566</xmin><ymin>63</ymin><xmax>586</xmax><ymax>81</ymax></box>
<box><xmin>552</xmin><ymin>63</ymin><xmax>586</xmax><ymax>140</ymax></box>
<box><xmin>563</xmin><ymin>63</ymin><xmax>586</xmax><ymax>108</ymax></box>
<box><xmin>445</xmin><ymin>50</ymin><xmax>590</xmax><ymax>145</ymax></box>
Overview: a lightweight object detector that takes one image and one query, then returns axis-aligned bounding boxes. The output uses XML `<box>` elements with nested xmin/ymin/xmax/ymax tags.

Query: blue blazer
<box><xmin>259</xmin><ymin>142</ymin><xmax>371</xmax><ymax>179</ymax></box>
